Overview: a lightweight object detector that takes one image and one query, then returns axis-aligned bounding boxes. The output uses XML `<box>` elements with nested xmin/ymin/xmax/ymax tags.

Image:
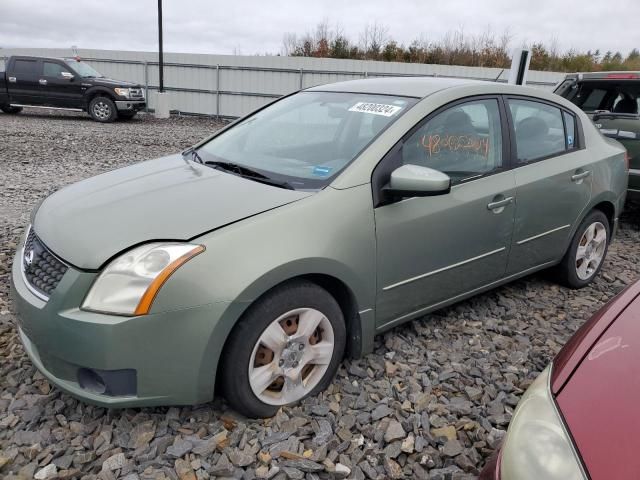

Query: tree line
<box><xmin>281</xmin><ymin>21</ymin><xmax>640</xmax><ymax>72</ymax></box>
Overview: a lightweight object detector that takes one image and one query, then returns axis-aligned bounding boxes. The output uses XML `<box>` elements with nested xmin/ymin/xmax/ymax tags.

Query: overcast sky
<box><xmin>0</xmin><ymin>0</ymin><xmax>638</xmax><ymax>57</ymax></box>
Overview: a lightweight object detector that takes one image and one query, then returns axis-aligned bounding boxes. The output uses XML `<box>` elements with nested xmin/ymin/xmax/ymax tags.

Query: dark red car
<box><xmin>480</xmin><ymin>279</ymin><xmax>640</xmax><ymax>480</ymax></box>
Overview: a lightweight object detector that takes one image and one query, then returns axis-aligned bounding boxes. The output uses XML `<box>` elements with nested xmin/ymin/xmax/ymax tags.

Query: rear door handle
<box><xmin>571</xmin><ymin>170</ymin><xmax>591</xmax><ymax>182</ymax></box>
<box><xmin>39</xmin><ymin>79</ymin><xmax>47</xmax><ymax>85</ymax></box>
<box><xmin>487</xmin><ymin>196</ymin><xmax>514</xmax><ymax>213</ymax></box>
<box><xmin>8</xmin><ymin>76</ymin><xmax>16</xmax><ymax>83</ymax></box>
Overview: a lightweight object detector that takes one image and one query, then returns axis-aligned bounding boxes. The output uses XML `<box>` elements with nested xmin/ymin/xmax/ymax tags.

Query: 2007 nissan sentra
<box><xmin>11</xmin><ymin>77</ymin><xmax>628</xmax><ymax>417</ymax></box>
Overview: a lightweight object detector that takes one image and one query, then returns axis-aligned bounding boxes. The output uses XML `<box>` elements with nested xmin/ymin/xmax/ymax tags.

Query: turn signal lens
<box><xmin>624</xmin><ymin>151</ymin><xmax>630</xmax><ymax>171</ymax></box>
<box><xmin>82</xmin><ymin>243</ymin><xmax>204</xmax><ymax>316</ymax></box>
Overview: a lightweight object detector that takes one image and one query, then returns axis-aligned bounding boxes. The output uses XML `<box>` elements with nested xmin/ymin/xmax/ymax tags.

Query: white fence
<box><xmin>0</xmin><ymin>48</ymin><xmax>567</xmax><ymax>118</ymax></box>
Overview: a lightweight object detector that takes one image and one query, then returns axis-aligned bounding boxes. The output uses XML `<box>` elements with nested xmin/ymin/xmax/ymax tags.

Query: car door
<box><xmin>373</xmin><ymin>97</ymin><xmax>516</xmax><ymax>328</ymax></box>
<box><xmin>505</xmin><ymin>97</ymin><xmax>592</xmax><ymax>274</ymax></box>
<box><xmin>7</xmin><ymin>58</ymin><xmax>42</xmax><ymax>105</ymax></box>
<box><xmin>41</xmin><ymin>60</ymin><xmax>84</xmax><ymax>108</ymax></box>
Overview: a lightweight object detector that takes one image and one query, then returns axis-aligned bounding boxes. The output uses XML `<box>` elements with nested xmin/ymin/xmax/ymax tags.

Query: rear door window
<box><xmin>12</xmin><ymin>59</ymin><xmax>40</xmax><ymax>76</ymax></box>
<box><xmin>508</xmin><ymin>99</ymin><xmax>567</xmax><ymax>163</ymax></box>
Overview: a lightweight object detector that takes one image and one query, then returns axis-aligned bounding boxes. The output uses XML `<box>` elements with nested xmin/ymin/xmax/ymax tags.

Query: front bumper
<box><xmin>10</xmin><ymin>248</ymin><xmax>236</xmax><ymax>407</ymax></box>
<box><xmin>115</xmin><ymin>100</ymin><xmax>146</xmax><ymax>112</ymax></box>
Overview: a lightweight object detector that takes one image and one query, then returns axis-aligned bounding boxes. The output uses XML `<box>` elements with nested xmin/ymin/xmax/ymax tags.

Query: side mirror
<box><xmin>61</xmin><ymin>71</ymin><xmax>74</xmax><ymax>80</ymax></box>
<box><xmin>383</xmin><ymin>164</ymin><xmax>451</xmax><ymax>198</ymax></box>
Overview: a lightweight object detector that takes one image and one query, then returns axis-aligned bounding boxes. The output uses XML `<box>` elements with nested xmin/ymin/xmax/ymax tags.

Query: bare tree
<box><xmin>359</xmin><ymin>21</ymin><xmax>389</xmax><ymax>60</ymax></box>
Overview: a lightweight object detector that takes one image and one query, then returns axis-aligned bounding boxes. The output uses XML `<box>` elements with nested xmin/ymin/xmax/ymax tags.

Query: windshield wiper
<box><xmin>204</xmin><ymin>160</ymin><xmax>294</xmax><ymax>190</ymax></box>
<box><xmin>182</xmin><ymin>147</ymin><xmax>204</xmax><ymax>164</ymax></box>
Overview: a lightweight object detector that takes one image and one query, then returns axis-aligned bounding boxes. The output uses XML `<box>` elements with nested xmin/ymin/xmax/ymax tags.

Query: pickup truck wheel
<box><xmin>0</xmin><ymin>105</ymin><xmax>23</xmax><ymax>114</ymax></box>
<box><xmin>89</xmin><ymin>96</ymin><xmax>117</xmax><ymax>122</ymax></box>
<box><xmin>220</xmin><ymin>281</ymin><xmax>346</xmax><ymax>418</ymax></box>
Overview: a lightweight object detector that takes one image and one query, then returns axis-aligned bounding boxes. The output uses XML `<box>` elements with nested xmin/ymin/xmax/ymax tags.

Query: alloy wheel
<box><xmin>93</xmin><ymin>101</ymin><xmax>111</xmax><ymax>120</ymax></box>
<box><xmin>575</xmin><ymin>221</ymin><xmax>607</xmax><ymax>280</ymax></box>
<box><xmin>248</xmin><ymin>308</ymin><xmax>335</xmax><ymax>405</ymax></box>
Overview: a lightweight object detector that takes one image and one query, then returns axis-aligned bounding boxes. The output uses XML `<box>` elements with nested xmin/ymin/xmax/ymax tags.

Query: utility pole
<box><xmin>154</xmin><ymin>0</ymin><xmax>170</xmax><ymax>117</ymax></box>
<box><xmin>158</xmin><ymin>0</ymin><xmax>164</xmax><ymax>93</ymax></box>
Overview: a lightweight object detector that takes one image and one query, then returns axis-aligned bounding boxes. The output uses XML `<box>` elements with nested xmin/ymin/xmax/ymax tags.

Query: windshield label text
<box><xmin>349</xmin><ymin>102</ymin><xmax>402</xmax><ymax>117</ymax></box>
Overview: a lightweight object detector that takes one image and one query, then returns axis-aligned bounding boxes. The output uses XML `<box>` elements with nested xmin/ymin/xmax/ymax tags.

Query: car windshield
<box><xmin>64</xmin><ymin>59</ymin><xmax>104</xmax><ymax>78</ymax></box>
<box><xmin>197</xmin><ymin>91</ymin><xmax>418</xmax><ymax>190</ymax></box>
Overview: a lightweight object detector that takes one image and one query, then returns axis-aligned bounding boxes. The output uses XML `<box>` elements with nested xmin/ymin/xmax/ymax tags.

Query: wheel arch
<box><xmin>211</xmin><ymin>269</ymin><xmax>370</xmax><ymax>400</ymax></box>
<box><xmin>591</xmin><ymin>200</ymin><xmax>616</xmax><ymax>234</ymax></box>
<box><xmin>85</xmin><ymin>87</ymin><xmax>116</xmax><ymax>107</ymax></box>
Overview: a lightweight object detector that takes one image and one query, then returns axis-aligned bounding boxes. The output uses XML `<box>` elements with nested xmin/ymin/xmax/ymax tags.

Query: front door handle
<box><xmin>487</xmin><ymin>196</ymin><xmax>514</xmax><ymax>213</ymax></box>
<box><xmin>39</xmin><ymin>79</ymin><xmax>47</xmax><ymax>85</ymax></box>
<box><xmin>8</xmin><ymin>76</ymin><xmax>16</xmax><ymax>83</ymax></box>
<box><xmin>571</xmin><ymin>170</ymin><xmax>591</xmax><ymax>183</ymax></box>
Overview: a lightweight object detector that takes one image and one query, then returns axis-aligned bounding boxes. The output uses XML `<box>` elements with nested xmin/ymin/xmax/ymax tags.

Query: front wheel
<box><xmin>554</xmin><ymin>210</ymin><xmax>610</xmax><ymax>288</ymax></box>
<box><xmin>89</xmin><ymin>96</ymin><xmax>117</xmax><ymax>122</ymax></box>
<box><xmin>220</xmin><ymin>281</ymin><xmax>346</xmax><ymax>418</ymax></box>
<box><xmin>0</xmin><ymin>105</ymin><xmax>23</xmax><ymax>114</ymax></box>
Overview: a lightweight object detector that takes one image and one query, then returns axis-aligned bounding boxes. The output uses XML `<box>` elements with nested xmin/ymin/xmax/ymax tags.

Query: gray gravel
<box><xmin>1</xmin><ymin>108</ymin><xmax>640</xmax><ymax>480</ymax></box>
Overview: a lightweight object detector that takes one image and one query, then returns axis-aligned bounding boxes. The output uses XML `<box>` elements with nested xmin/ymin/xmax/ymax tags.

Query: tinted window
<box><xmin>563</xmin><ymin>111</ymin><xmax>576</xmax><ymax>149</ymax></box>
<box><xmin>509</xmin><ymin>100</ymin><xmax>565</xmax><ymax>163</ymax></box>
<box><xmin>43</xmin><ymin>62</ymin><xmax>70</xmax><ymax>77</ymax></box>
<box><xmin>579</xmin><ymin>88</ymin><xmax>607</xmax><ymax>110</ymax></box>
<box><xmin>13</xmin><ymin>59</ymin><xmax>40</xmax><ymax>75</ymax></box>
<box><xmin>400</xmin><ymin>99</ymin><xmax>503</xmax><ymax>184</ymax></box>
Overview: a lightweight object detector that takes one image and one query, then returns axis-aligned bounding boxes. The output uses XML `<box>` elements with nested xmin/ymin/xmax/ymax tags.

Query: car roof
<box><xmin>306</xmin><ymin>76</ymin><xmax>492</xmax><ymax>98</ymax></box>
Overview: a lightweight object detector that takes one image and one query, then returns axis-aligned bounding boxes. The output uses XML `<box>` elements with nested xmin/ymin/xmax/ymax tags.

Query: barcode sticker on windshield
<box><xmin>349</xmin><ymin>102</ymin><xmax>402</xmax><ymax>117</ymax></box>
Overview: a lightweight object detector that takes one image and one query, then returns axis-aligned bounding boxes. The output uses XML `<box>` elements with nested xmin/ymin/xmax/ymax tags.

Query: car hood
<box><xmin>33</xmin><ymin>154</ymin><xmax>311</xmax><ymax>269</ymax></box>
<box><xmin>555</xmin><ymin>283</ymin><xmax>640</xmax><ymax>480</ymax></box>
<box><xmin>88</xmin><ymin>77</ymin><xmax>141</xmax><ymax>88</ymax></box>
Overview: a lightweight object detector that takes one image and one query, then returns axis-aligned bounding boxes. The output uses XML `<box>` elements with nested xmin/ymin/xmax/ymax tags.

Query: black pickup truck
<box><xmin>0</xmin><ymin>56</ymin><xmax>146</xmax><ymax>122</ymax></box>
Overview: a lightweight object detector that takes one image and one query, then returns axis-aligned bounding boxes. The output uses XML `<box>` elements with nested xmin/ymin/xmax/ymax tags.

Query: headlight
<box><xmin>499</xmin><ymin>366</ymin><xmax>586</xmax><ymax>480</ymax></box>
<box><xmin>82</xmin><ymin>243</ymin><xmax>204</xmax><ymax>316</ymax></box>
<box><xmin>114</xmin><ymin>87</ymin><xmax>131</xmax><ymax>98</ymax></box>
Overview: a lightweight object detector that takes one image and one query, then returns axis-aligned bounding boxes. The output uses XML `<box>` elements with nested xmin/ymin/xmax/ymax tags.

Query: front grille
<box><xmin>22</xmin><ymin>228</ymin><xmax>68</xmax><ymax>298</ymax></box>
<box><xmin>129</xmin><ymin>88</ymin><xmax>144</xmax><ymax>99</ymax></box>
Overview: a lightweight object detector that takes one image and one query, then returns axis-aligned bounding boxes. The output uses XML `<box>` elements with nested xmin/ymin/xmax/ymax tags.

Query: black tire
<box><xmin>118</xmin><ymin>111</ymin><xmax>137</xmax><ymax>120</ymax></box>
<box><xmin>0</xmin><ymin>105</ymin><xmax>23</xmax><ymax>114</ymax></box>
<box><xmin>554</xmin><ymin>210</ymin><xmax>610</xmax><ymax>289</ymax></box>
<box><xmin>220</xmin><ymin>280</ymin><xmax>346</xmax><ymax>418</ymax></box>
<box><xmin>88</xmin><ymin>96</ymin><xmax>117</xmax><ymax>123</ymax></box>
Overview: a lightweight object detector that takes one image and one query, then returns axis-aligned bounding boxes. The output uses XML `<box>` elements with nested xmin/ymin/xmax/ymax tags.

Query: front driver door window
<box><xmin>373</xmin><ymin>97</ymin><xmax>516</xmax><ymax>328</ymax></box>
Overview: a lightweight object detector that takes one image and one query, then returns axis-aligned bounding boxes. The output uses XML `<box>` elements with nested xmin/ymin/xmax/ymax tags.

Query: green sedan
<box><xmin>11</xmin><ymin>77</ymin><xmax>627</xmax><ymax>418</ymax></box>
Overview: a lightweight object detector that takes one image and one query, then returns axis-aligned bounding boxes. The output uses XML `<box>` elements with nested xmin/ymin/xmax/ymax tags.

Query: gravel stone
<box><xmin>384</xmin><ymin>419</ymin><xmax>405</xmax><ymax>442</ymax></box>
<box><xmin>1</xmin><ymin>110</ymin><xmax>639</xmax><ymax>479</ymax></box>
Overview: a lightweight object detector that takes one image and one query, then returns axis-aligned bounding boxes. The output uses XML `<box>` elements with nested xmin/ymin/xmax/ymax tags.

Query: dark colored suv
<box><xmin>556</xmin><ymin>72</ymin><xmax>639</xmax><ymax>199</ymax></box>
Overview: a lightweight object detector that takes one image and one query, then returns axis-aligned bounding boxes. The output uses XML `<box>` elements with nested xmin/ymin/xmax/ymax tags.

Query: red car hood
<box><xmin>553</xmin><ymin>281</ymin><xmax>640</xmax><ymax>480</ymax></box>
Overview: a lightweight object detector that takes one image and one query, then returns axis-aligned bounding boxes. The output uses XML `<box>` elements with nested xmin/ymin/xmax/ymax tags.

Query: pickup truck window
<box><xmin>64</xmin><ymin>60</ymin><xmax>102</xmax><ymax>78</ymax></box>
<box><xmin>43</xmin><ymin>62</ymin><xmax>70</xmax><ymax>77</ymax></box>
<box><xmin>13</xmin><ymin>59</ymin><xmax>40</xmax><ymax>75</ymax></box>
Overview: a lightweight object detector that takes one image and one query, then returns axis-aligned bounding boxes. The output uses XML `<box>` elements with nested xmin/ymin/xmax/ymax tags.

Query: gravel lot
<box><xmin>1</xmin><ymin>109</ymin><xmax>639</xmax><ymax>480</ymax></box>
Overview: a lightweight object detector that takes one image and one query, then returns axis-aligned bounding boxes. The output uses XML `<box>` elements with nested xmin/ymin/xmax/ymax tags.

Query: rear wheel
<box><xmin>89</xmin><ymin>96</ymin><xmax>117</xmax><ymax>122</ymax></box>
<box><xmin>554</xmin><ymin>210</ymin><xmax>610</xmax><ymax>288</ymax></box>
<box><xmin>220</xmin><ymin>281</ymin><xmax>346</xmax><ymax>418</ymax></box>
<box><xmin>0</xmin><ymin>105</ymin><xmax>23</xmax><ymax>114</ymax></box>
